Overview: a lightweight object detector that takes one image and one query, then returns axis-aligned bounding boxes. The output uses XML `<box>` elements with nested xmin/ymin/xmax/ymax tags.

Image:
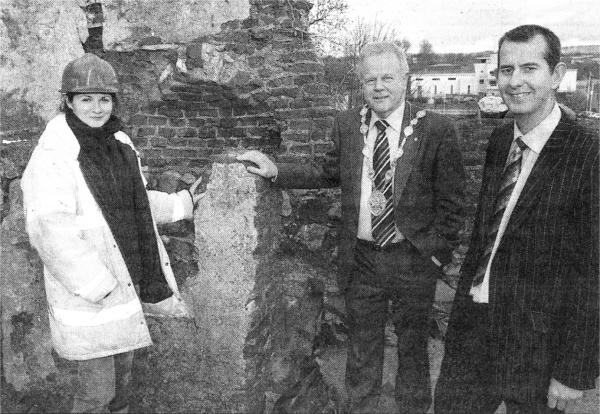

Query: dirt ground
<box><xmin>2</xmin><ymin>280</ymin><xmax>598</xmax><ymax>413</ymax></box>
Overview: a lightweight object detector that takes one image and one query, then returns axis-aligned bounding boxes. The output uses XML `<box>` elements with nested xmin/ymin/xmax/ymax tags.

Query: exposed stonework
<box><xmin>126</xmin><ymin>161</ymin><xmax>334</xmax><ymax>412</ymax></box>
<box><xmin>101</xmin><ymin>0</ymin><xmax>251</xmax><ymax>50</ymax></box>
<box><xmin>0</xmin><ymin>181</ymin><xmax>55</xmax><ymax>391</ymax></box>
<box><xmin>0</xmin><ymin>0</ymin><xmax>87</xmax><ymax>124</ymax></box>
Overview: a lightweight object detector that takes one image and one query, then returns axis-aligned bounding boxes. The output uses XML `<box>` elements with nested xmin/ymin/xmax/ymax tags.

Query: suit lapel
<box><xmin>351</xmin><ymin>108</ymin><xmax>365</xmax><ymax>212</ymax></box>
<box><xmin>476</xmin><ymin>128</ymin><xmax>514</xmax><ymax>239</ymax></box>
<box><xmin>504</xmin><ymin>114</ymin><xmax>569</xmax><ymax>234</ymax></box>
<box><xmin>393</xmin><ymin>102</ymin><xmax>423</xmax><ymax>203</ymax></box>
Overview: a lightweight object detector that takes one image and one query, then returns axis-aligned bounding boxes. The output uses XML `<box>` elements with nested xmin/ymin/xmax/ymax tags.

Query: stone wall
<box><xmin>103</xmin><ymin>0</ymin><xmax>333</xmax><ymax>175</ymax></box>
<box><xmin>1</xmin><ymin>0</ymin><xmax>339</xmax><ymax>411</ymax></box>
<box><xmin>127</xmin><ymin>161</ymin><xmax>334</xmax><ymax>413</ymax></box>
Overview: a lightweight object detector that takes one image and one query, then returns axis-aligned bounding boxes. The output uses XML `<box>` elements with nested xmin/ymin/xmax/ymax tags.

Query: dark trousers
<box><xmin>434</xmin><ymin>298</ymin><xmax>562</xmax><ymax>414</ymax></box>
<box><xmin>72</xmin><ymin>351</ymin><xmax>134</xmax><ymax>413</ymax></box>
<box><xmin>345</xmin><ymin>239</ymin><xmax>439</xmax><ymax>414</ymax></box>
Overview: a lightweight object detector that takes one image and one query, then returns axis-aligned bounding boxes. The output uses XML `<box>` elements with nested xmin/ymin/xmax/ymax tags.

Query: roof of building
<box><xmin>414</xmin><ymin>64</ymin><xmax>474</xmax><ymax>75</ymax></box>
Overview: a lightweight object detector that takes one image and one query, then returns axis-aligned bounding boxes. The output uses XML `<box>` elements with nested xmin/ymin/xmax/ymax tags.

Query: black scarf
<box><xmin>66</xmin><ymin>110</ymin><xmax>171</xmax><ymax>303</ymax></box>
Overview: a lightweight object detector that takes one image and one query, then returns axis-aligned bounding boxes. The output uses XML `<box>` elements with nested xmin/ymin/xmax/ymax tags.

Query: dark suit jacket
<box><xmin>276</xmin><ymin>103</ymin><xmax>466</xmax><ymax>291</ymax></box>
<box><xmin>448</xmin><ymin>109</ymin><xmax>599</xmax><ymax>401</ymax></box>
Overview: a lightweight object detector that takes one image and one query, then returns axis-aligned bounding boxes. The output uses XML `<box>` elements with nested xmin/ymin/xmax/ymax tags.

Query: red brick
<box><xmin>129</xmin><ymin>114</ymin><xmax>148</xmax><ymax>125</ymax></box>
<box><xmin>186</xmin><ymin>138</ymin><xmax>208</xmax><ymax>148</ymax></box>
<box><xmin>158</xmin><ymin>127</ymin><xmax>176</xmax><ymax>138</ymax></box>
<box><xmin>281</xmin><ymin>130</ymin><xmax>310</xmax><ymax>143</ymax></box>
<box><xmin>150</xmin><ymin>137</ymin><xmax>168</xmax><ymax>147</ymax></box>
<box><xmin>168</xmin><ymin>137</ymin><xmax>188</xmax><ymax>146</ymax></box>
<box><xmin>197</xmin><ymin>109</ymin><xmax>219</xmax><ymax>117</ymax></box>
<box><xmin>163</xmin><ymin>148</ymin><xmax>199</xmax><ymax>158</ymax></box>
<box><xmin>199</xmin><ymin>127</ymin><xmax>217</xmax><ymax>138</ymax></box>
<box><xmin>286</xmin><ymin>143</ymin><xmax>311</xmax><ymax>154</ymax></box>
<box><xmin>137</xmin><ymin>126</ymin><xmax>157</xmax><ymax>137</ymax></box>
<box><xmin>232</xmin><ymin>127</ymin><xmax>247</xmax><ymax>137</ymax></box>
<box><xmin>132</xmin><ymin>137</ymin><xmax>148</xmax><ymax>147</ymax></box>
<box><xmin>177</xmin><ymin>128</ymin><xmax>199</xmax><ymax>138</ymax></box>
<box><xmin>188</xmin><ymin>118</ymin><xmax>206</xmax><ymax>127</ymax></box>
<box><xmin>246</xmin><ymin>126</ymin><xmax>268</xmax><ymax>136</ymax></box>
<box><xmin>158</xmin><ymin>107</ymin><xmax>184</xmax><ymax>118</ymax></box>
<box><xmin>217</xmin><ymin>127</ymin><xmax>233</xmax><ymax>137</ymax></box>
<box><xmin>169</xmin><ymin>118</ymin><xmax>187</xmax><ymax>127</ymax></box>
<box><xmin>236</xmin><ymin>116</ymin><xmax>259</xmax><ymax>127</ymax></box>
<box><xmin>148</xmin><ymin>116</ymin><xmax>168</xmax><ymax>126</ymax></box>
<box><xmin>184</xmin><ymin>109</ymin><xmax>199</xmax><ymax>118</ymax></box>
<box><xmin>219</xmin><ymin>118</ymin><xmax>235</xmax><ymax>128</ymax></box>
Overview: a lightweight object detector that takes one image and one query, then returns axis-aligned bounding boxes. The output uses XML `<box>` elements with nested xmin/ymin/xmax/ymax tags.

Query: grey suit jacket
<box><xmin>276</xmin><ymin>103</ymin><xmax>466</xmax><ymax>291</ymax></box>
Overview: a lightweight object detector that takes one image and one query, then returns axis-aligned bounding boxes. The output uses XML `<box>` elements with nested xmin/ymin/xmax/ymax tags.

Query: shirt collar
<box><xmin>514</xmin><ymin>103</ymin><xmax>561</xmax><ymax>154</ymax></box>
<box><xmin>370</xmin><ymin>102</ymin><xmax>405</xmax><ymax>133</ymax></box>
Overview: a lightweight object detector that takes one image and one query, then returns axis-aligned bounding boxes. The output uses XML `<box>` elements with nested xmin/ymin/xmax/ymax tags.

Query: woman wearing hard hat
<box><xmin>21</xmin><ymin>53</ymin><xmax>202</xmax><ymax>413</ymax></box>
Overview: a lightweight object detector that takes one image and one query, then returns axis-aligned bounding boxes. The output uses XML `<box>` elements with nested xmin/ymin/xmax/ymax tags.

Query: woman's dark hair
<box><xmin>498</xmin><ymin>25</ymin><xmax>561</xmax><ymax>70</ymax></box>
<box><xmin>59</xmin><ymin>93</ymin><xmax>119</xmax><ymax>113</ymax></box>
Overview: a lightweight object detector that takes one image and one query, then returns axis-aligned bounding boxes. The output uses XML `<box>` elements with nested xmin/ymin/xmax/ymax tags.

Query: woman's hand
<box><xmin>189</xmin><ymin>176</ymin><xmax>205</xmax><ymax>205</ymax></box>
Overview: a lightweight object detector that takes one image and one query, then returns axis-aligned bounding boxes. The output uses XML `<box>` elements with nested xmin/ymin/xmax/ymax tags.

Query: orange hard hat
<box><xmin>60</xmin><ymin>53</ymin><xmax>119</xmax><ymax>94</ymax></box>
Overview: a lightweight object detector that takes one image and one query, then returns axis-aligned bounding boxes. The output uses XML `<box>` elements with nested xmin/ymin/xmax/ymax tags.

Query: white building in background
<box><xmin>411</xmin><ymin>53</ymin><xmax>578</xmax><ymax>98</ymax></box>
<box><xmin>411</xmin><ymin>64</ymin><xmax>477</xmax><ymax>98</ymax></box>
<box><xmin>473</xmin><ymin>54</ymin><xmax>499</xmax><ymax>96</ymax></box>
<box><xmin>558</xmin><ymin>69</ymin><xmax>578</xmax><ymax>92</ymax></box>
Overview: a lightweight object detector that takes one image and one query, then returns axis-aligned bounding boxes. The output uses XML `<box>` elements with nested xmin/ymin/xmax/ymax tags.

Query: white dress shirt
<box><xmin>357</xmin><ymin>103</ymin><xmax>405</xmax><ymax>241</ymax></box>
<box><xmin>470</xmin><ymin>103</ymin><xmax>562</xmax><ymax>303</ymax></box>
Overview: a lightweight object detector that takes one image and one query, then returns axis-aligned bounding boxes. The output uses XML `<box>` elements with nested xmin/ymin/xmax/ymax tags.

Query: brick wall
<box><xmin>100</xmin><ymin>0</ymin><xmax>335</xmax><ymax>178</ymax></box>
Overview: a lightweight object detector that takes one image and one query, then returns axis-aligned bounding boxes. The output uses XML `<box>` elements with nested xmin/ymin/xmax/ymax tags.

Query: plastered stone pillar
<box><xmin>189</xmin><ymin>159</ymin><xmax>281</xmax><ymax>410</ymax></box>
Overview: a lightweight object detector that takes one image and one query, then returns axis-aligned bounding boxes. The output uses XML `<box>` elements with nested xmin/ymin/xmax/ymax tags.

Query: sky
<box><xmin>344</xmin><ymin>0</ymin><xmax>600</xmax><ymax>53</ymax></box>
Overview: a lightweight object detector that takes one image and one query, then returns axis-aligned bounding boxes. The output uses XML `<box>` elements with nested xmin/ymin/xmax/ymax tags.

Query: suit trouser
<box><xmin>434</xmin><ymin>298</ymin><xmax>562</xmax><ymax>414</ymax></box>
<box><xmin>345</xmin><ymin>239</ymin><xmax>439</xmax><ymax>413</ymax></box>
<box><xmin>72</xmin><ymin>351</ymin><xmax>134</xmax><ymax>413</ymax></box>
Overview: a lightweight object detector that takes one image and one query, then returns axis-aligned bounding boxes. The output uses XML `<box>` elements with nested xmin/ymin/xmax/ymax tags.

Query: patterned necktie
<box><xmin>371</xmin><ymin>119</ymin><xmax>396</xmax><ymax>247</ymax></box>
<box><xmin>472</xmin><ymin>137</ymin><xmax>527</xmax><ymax>286</ymax></box>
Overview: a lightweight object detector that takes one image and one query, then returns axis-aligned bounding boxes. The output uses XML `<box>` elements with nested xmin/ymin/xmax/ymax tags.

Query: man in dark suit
<box><xmin>435</xmin><ymin>25</ymin><xmax>599</xmax><ymax>414</ymax></box>
<box><xmin>238</xmin><ymin>42</ymin><xmax>466</xmax><ymax>413</ymax></box>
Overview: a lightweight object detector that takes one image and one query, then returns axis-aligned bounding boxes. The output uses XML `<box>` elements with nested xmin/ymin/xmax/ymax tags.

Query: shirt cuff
<box><xmin>174</xmin><ymin>190</ymin><xmax>193</xmax><ymax>220</ymax></box>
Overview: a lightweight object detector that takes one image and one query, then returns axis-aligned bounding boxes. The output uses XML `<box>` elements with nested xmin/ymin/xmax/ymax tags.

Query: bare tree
<box><xmin>308</xmin><ymin>0</ymin><xmax>349</xmax><ymax>55</ymax></box>
<box><xmin>339</xmin><ymin>18</ymin><xmax>407</xmax><ymax>108</ymax></box>
<box><xmin>417</xmin><ymin>39</ymin><xmax>436</xmax><ymax>69</ymax></box>
<box><xmin>346</xmin><ymin>18</ymin><xmax>402</xmax><ymax>55</ymax></box>
<box><xmin>419</xmin><ymin>39</ymin><xmax>434</xmax><ymax>55</ymax></box>
<box><xmin>396</xmin><ymin>37</ymin><xmax>411</xmax><ymax>53</ymax></box>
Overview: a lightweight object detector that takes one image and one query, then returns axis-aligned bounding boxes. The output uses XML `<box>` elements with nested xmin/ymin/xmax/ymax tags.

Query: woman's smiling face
<box><xmin>67</xmin><ymin>93</ymin><xmax>114</xmax><ymax>128</ymax></box>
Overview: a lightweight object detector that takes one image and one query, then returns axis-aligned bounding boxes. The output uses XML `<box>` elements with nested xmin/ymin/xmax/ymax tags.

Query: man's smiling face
<box><xmin>361</xmin><ymin>52</ymin><xmax>407</xmax><ymax>119</ymax></box>
<box><xmin>498</xmin><ymin>34</ymin><xmax>564</xmax><ymax>131</ymax></box>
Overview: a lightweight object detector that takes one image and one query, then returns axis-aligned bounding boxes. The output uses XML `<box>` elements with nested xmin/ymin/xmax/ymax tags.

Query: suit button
<box><xmin>128</xmin><ymin>283</ymin><xmax>132</xmax><ymax>287</ymax></box>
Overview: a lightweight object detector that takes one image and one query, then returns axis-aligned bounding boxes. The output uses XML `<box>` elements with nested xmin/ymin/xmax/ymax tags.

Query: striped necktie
<box><xmin>472</xmin><ymin>137</ymin><xmax>527</xmax><ymax>286</ymax></box>
<box><xmin>371</xmin><ymin>119</ymin><xmax>396</xmax><ymax>247</ymax></box>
